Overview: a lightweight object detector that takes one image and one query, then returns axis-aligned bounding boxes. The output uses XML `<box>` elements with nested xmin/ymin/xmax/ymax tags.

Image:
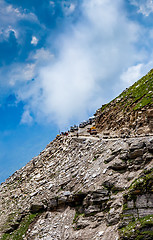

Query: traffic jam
<box><xmin>60</xmin><ymin>116</ymin><xmax>97</xmax><ymax>136</ymax></box>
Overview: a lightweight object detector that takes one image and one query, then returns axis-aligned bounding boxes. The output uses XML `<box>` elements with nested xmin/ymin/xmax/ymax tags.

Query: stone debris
<box><xmin>0</xmin><ymin>134</ymin><xmax>152</xmax><ymax>239</ymax></box>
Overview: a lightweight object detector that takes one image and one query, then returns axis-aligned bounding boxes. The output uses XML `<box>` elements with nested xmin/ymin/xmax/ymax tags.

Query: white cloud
<box><xmin>2</xmin><ymin>0</ymin><xmax>153</xmax><ymax>129</ymax></box>
<box><xmin>120</xmin><ymin>64</ymin><xmax>144</xmax><ymax>85</ymax></box>
<box><xmin>21</xmin><ymin>109</ymin><xmax>33</xmax><ymax>124</ymax></box>
<box><xmin>7</xmin><ymin>27</ymin><xmax>18</xmax><ymax>38</ymax></box>
<box><xmin>14</xmin><ymin>0</ymin><xmax>146</xmax><ymax>127</ymax></box>
<box><xmin>31</xmin><ymin>48</ymin><xmax>54</xmax><ymax>62</ymax></box>
<box><xmin>120</xmin><ymin>61</ymin><xmax>153</xmax><ymax>86</ymax></box>
<box><xmin>131</xmin><ymin>0</ymin><xmax>153</xmax><ymax>16</ymax></box>
<box><xmin>0</xmin><ymin>26</ymin><xmax>18</xmax><ymax>41</ymax></box>
<box><xmin>0</xmin><ymin>48</ymin><xmax>54</xmax><ymax>87</ymax></box>
<box><xmin>49</xmin><ymin>1</ymin><xmax>55</xmax><ymax>6</ymax></box>
<box><xmin>69</xmin><ymin>3</ymin><xmax>76</xmax><ymax>13</ymax></box>
<box><xmin>8</xmin><ymin>64</ymin><xmax>36</xmax><ymax>86</ymax></box>
<box><xmin>31</xmin><ymin>36</ymin><xmax>38</xmax><ymax>46</ymax></box>
<box><xmin>62</xmin><ymin>2</ymin><xmax>76</xmax><ymax>16</ymax></box>
<box><xmin>0</xmin><ymin>0</ymin><xmax>38</xmax><ymax>41</ymax></box>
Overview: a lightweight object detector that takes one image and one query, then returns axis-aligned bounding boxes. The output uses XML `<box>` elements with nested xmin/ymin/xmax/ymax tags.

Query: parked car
<box><xmin>70</xmin><ymin>126</ymin><xmax>74</xmax><ymax>132</ymax></box>
<box><xmin>79</xmin><ymin>123</ymin><xmax>84</xmax><ymax>128</ymax></box>
<box><xmin>90</xmin><ymin>129</ymin><xmax>97</xmax><ymax>135</ymax></box>
<box><xmin>61</xmin><ymin>132</ymin><xmax>68</xmax><ymax>136</ymax></box>
<box><xmin>83</xmin><ymin>120</ymin><xmax>88</xmax><ymax>126</ymax></box>
<box><xmin>89</xmin><ymin>116</ymin><xmax>95</xmax><ymax>124</ymax></box>
<box><xmin>87</xmin><ymin>127</ymin><xmax>97</xmax><ymax>135</ymax></box>
<box><xmin>73</xmin><ymin>125</ymin><xmax>78</xmax><ymax>131</ymax></box>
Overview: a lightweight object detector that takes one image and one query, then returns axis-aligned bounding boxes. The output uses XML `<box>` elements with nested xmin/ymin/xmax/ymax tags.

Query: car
<box><xmin>83</xmin><ymin>120</ymin><xmax>89</xmax><ymax>127</ymax></box>
<box><xmin>90</xmin><ymin>129</ymin><xmax>97</xmax><ymax>135</ymax></box>
<box><xmin>61</xmin><ymin>132</ymin><xmax>68</xmax><ymax>136</ymax></box>
<box><xmin>89</xmin><ymin>116</ymin><xmax>95</xmax><ymax>124</ymax></box>
<box><xmin>87</xmin><ymin>127</ymin><xmax>91</xmax><ymax>133</ymax></box>
<box><xmin>70</xmin><ymin>126</ymin><xmax>74</xmax><ymax>132</ymax></box>
<box><xmin>79</xmin><ymin>123</ymin><xmax>84</xmax><ymax>128</ymax></box>
<box><xmin>73</xmin><ymin>125</ymin><xmax>78</xmax><ymax>131</ymax></box>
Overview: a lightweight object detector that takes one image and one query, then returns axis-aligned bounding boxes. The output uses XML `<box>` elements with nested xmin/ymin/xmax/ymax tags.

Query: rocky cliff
<box><xmin>95</xmin><ymin>69</ymin><xmax>153</xmax><ymax>137</ymax></box>
<box><xmin>0</xmin><ymin>70</ymin><xmax>153</xmax><ymax>240</ymax></box>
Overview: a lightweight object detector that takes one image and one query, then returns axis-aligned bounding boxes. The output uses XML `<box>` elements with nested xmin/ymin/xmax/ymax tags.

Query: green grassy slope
<box><xmin>101</xmin><ymin>69</ymin><xmax>153</xmax><ymax>113</ymax></box>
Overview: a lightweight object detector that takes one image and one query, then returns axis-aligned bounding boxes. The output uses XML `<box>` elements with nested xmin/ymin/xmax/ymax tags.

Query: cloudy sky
<box><xmin>0</xmin><ymin>0</ymin><xmax>153</xmax><ymax>183</ymax></box>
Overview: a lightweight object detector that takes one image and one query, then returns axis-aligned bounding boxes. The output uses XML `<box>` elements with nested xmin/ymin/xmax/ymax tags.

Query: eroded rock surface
<box><xmin>0</xmin><ymin>135</ymin><xmax>153</xmax><ymax>240</ymax></box>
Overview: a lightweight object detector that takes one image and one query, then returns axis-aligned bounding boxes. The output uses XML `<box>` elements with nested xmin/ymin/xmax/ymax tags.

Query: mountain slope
<box><xmin>0</xmin><ymin>69</ymin><xmax>153</xmax><ymax>240</ymax></box>
<box><xmin>95</xmin><ymin>69</ymin><xmax>153</xmax><ymax>137</ymax></box>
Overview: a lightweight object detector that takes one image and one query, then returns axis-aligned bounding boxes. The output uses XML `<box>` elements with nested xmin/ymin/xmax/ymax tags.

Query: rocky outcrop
<box><xmin>119</xmin><ymin>168</ymin><xmax>153</xmax><ymax>240</ymax></box>
<box><xmin>0</xmin><ymin>135</ymin><xmax>153</xmax><ymax>240</ymax></box>
<box><xmin>95</xmin><ymin>69</ymin><xmax>153</xmax><ymax>137</ymax></box>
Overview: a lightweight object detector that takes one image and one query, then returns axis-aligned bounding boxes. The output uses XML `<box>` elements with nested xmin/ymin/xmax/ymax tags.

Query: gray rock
<box><xmin>0</xmin><ymin>134</ymin><xmax>153</xmax><ymax>240</ymax></box>
<box><xmin>138</xmin><ymin>208</ymin><xmax>153</xmax><ymax>218</ymax></box>
<box><xmin>84</xmin><ymin>205</ymin><xmax>101</xmax><ymax>215</ymax></box>
<box><xmin>128</xmin><ymin>149</ymin><xmax>144</xmax><ymax>159</ymax></box>
<box><xmin>134</xmin><ymin>157</ymin><xmax>144</xmax><ymax>165</ymax></box>
<box><xmin>135</xmin><ymin>195</ymin><xmax>148</xmax><ymax>208</ymax></box>
<box><xmin>148</xmin><ymin>143</ymin><xmax>153</xmax><ymax>153</ymax></box>
<box><xmin>144</xmin><ymin>152</ymin><xmax>153</xmax><ymax>162</ymax></box>
<box><xmin>48</xmin><ymin>198</ymin><xmax>58</xmax><ymax>210</ymax></box>
<box><xmin>129</xmin><ymin>141</ymin><xmax>146</xmax><ymax>151</ymax></box>
<box><xmin>109</xmin><ymin>162</ymin><xmax>127</xmax><ymax>171</ymax></box>
<box><xmin>127</xmin><ymin>200</ymin><xmax>134</xmax><ymax>209</ymax></box>
<box><xmin>107</xmin><ymin>213</ymin><xmax>120</xmax><ymax>225</ymax></box>
<box><xmin>30</xmin><ymin>204</ymin><xmax>44</xmax><ymax>213</ymax></box>
<box><xmin>58</xmin><ymin>196</ymin><xmax>67</xmax><ymax>206</ymax></box>
<box><xmin>119</xmin><ymin>152</ymin><xmax>129</xmax><ymax>161</ymax></box>
<box><xmin>104</xmin><ymin>155</ymin><xmax>115</xmax><ymax>163</ymax></box>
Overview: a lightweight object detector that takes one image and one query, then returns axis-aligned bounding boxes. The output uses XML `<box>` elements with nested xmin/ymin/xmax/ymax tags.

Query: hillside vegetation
<box><xmin>101</xmin><ymin>69</ymin><xmax>153</xmax><ymax>112</ymax></box>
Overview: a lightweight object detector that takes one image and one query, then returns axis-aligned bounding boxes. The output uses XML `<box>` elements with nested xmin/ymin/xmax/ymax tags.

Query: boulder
<box><xmin>147</xmin><ymin>143</ymin><xmax>153</xmax><ymax>153</ymax></box>
<box><xmin>144</xmin><ymin>152</ymin><xmax>153</xmax><ymax>162</ymax></box>
<box><xmin>109</xmin><ymin>162</ymin><xmax>127</xmax><ymax>171</ymax></box>
<box><xmin>84</xmin><ymin>205</ymin><xmax>101</xmax><ymax>216</ymax></box>
<box><xmin>48</xmin><ymin>198</ymin><xmax>58</xmax><ymax>210</ymax></box>
<box><xmin>128</xmin><ymin>149</ymin><xmax>144</xmax><ymax>159</ymax></box>
<box><xmin>30</xmin><ymin>203</ymin><xmax>44</xmax><ymax>213</ymax></box>
<box><xmin>129</xmin><ymin>141</ymin><xmax>146</xmax><ymax>151</ymax></box>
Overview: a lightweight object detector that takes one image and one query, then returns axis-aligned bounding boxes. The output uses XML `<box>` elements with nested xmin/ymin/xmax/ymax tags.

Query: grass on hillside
<box><xmin>1</xmin><ymin>213</ymin><xmax>38</xmax><ymax>240</ymax></box>
<box><xmin>101</xmin><ymin>69</ymin><xmax>153</xmax><ymax>112</ymax></box>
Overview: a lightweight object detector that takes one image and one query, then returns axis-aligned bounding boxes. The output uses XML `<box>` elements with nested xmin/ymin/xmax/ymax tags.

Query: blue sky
<box><xmin>0</xmin><ymin>0</ymin><xmax>153</xmax><ymax>183</ymax></box>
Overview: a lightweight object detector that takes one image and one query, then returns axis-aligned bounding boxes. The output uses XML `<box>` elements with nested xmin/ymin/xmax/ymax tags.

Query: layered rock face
<box><xmin>0</xmin><ymin>136</ymin><xmax>153</xmax><ymax>240</ymax></box>
<box><xmin>119</xmin><ymin>168</ymin><xmax>153</xmax><ymax>240</ymax></box>
<box><xmin>0</xmin><ymin>70</ymin><xmax>153</xmax><ymax>240</ymax></box>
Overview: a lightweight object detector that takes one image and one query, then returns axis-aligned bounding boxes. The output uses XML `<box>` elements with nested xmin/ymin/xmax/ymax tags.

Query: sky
<box><xmin>1</xmin><ymin>0</ymin><xmax>153</xmax><ymax>183</ymax></box>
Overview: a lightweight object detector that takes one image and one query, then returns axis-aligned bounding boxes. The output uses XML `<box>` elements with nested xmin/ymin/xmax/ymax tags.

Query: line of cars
<box><xmin>70</xmin><ymin>125</ymin><xmax>78</xmax><ymax>132</ymax></box>
<box><xmin>80</xmin><ymin>116</ymin><xmax>95</xmax><ymax>128</ymax></box>
<box><xmin>60</xmin><ymin>116</ymin><xmax>97</xmax><ymax>136</ymax></box>
<box><xmin>70</xmin><ymin>116</ymin><xmax>96</xmax><ymax>133</ymax></box>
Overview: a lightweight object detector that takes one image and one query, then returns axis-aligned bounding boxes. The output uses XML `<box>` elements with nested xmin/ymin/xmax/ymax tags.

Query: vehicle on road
<box><xmin>87</xmin><ymin>126</ymin><xmax>97</xmax><ymax>135</ymax></box>
<box><xmin>73</xmin><ymin>125</ymin><xmax>78</xmax><ymax>131</ymax></box>
<box><xmin>70</xmin><ymin>126</ymin><xmax>75</xmax><ymax>132</ymax></box>
<box><xmin>90</xmin><ymin>129</ymin><xmax>97</xmax><ymax>135</ymax></box>
<box><xmin>61</xmin><ymin>132</ymin><xmax>68</xmax><ymax>136</ymax></box>
<box><xmin>89</xmin><ymin>116</ymin><xmax>95</xmax><ymax>124</ymax></box>
<box><xmin>79</xmin><ymin>123</ymin><xmax>85</xmax><ymax>128</ymax></box>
